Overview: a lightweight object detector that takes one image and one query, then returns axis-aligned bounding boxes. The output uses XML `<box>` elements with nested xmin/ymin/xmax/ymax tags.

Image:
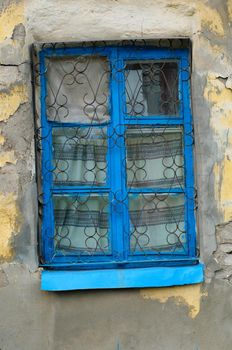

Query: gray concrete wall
<box><xmin>1</xmin><ymin>0</ymin><xmax>232</xmax><ymax>349</ymax></box>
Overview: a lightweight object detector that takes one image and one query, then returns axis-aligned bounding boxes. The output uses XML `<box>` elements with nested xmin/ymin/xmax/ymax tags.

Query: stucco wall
<box><xmin>1</xmin><ymin>0</ymin><xmax>232</xmax><ymax>349</ymax></box>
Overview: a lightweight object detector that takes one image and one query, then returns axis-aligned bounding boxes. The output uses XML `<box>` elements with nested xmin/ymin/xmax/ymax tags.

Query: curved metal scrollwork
<box><xmin>32</xmin><ymin>39</ymin><xmax>196</xmax><ymax>264</ymax></box>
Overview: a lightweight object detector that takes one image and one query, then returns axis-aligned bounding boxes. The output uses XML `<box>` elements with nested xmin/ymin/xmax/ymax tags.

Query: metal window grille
<box><xmin>31</xmin><ymin>39</ymin><xmax>197</xmax><ymax>269</ymax></box>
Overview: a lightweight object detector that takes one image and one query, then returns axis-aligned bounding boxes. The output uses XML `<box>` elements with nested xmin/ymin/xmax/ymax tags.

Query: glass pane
<box><xmin>52</xmin><ymin>127</ymin><xmax>107</xmax><ymax>186</ymax></box>
<box><xmin>53</xmin><ymin>194</ymin><xmax>110</xmax><ymax>254</ymax></box>
<box><xmin>129</xmin><ymin>193</ymin><xmax>186</xmax><ymax>254</ymax></box>
<box><xmin>125</xmin><ymin>60</ymin><xmax>179</xmax><ymax>116</ymax></box>
<box><xmin>46</xmin><ymin>56</ymin><xmax>110</xmax><ymax>123</ymax></box>
<box><xmin>126</xmin><ymin>127</ymin><xmax>184</xmax><ymax>189</ymax></box>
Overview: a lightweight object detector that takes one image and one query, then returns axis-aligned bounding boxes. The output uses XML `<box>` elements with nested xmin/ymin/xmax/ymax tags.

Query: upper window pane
<box><xmin>46</xmin><ymin>56</ymin><xmax>110</xmax><ymax>124</ymax></box>
<box><xmin>125</xmin><ymin>60</ymin><xmax>179</xmax><ymax>117</ymax></box>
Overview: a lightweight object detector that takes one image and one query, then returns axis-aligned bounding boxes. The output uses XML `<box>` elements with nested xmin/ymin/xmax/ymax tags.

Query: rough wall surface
<box><xmin>0</xmin><ymin>0</ymin><xmax>232</xmax><ymax>349</ymax></box>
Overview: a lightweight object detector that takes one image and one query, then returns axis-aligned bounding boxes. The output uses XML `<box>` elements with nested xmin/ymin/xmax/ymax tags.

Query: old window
<box><xmin>32</xmin><ymin>40</ymin><xmax>203</xmax><ymax>291</ymax></box>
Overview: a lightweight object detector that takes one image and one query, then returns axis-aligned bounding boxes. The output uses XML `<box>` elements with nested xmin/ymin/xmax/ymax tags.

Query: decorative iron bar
<box><xmin>31</xmin><ymin>39</ymin><xmax>197</xmax><ymax>265</ymax></box>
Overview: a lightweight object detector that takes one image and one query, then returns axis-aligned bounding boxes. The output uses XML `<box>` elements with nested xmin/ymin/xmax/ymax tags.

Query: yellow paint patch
<box><xmin>214</xmin><ymin>157</ymin><xmax>232</xmax><ymax>221</ymax></box>
<box><xmin>0</xmin><ymin>134</ymin><xmax>5</xmax><ymax>145</ymax></box>
<box><xmin>0</xmin><ymin>85</ymin><xmax>28</xmax><ymax>122</ymax></box>
<box><xmin>204</xmin><ymin>74</ymin><xmax>232</xmax><ymax>105</ymax></box>
<box><xmin>140</xmin><ymin>284</ymin><xmax>207</xmax><ymax>318</ymax></box>
<box><xmin>0</xmin><ymin>151</ymin><xmax>16</xmax><ymax>168</ymax></box>
<box><xmin>204</xmin><ymin>74</ymin><xmax>232</xmax><ymax>143</ymax></box>
<box><xmin>0</xmin><ymin>1</ymin><xmax>24</xmax><ymax>42</ymax></box>
<box><xmin>197</xmin><ymin>3</ymin><xmax>224</xmax><ymax>36</ymax></box>
<box><xmin>0</xmin><ymin>193</ymin><xmax>22</xmax><ymax>260</ymax></box>
<box><xmin>228</xmin><ymin>0</ymin><xmax>232</xmax><ymax>21</ymax></box>
<box><xmin>204</xmin><ymin>74</ymin><xmax>232</xmax><ymax>137</ymax></box>
<box><xmin>204</xmin><ymin>74</ymin><xmax>232</xmax><ymax>220</ymax></box>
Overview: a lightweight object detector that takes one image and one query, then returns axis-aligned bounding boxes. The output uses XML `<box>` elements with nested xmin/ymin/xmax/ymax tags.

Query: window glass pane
<box><xmin>53</xmin><ymin>194</ymin><xmax>110</xmax><ymax>254</ymax></box>
<box><xmin>46</xmin><ymin>56</ymin><xmax>110</xmax><ymax>123</ymax></box>
<box><xmin>125</xmin><ymin>60</ymin><xmax>179</xmax><ymax>117</ymax></box>
<box><xmin>52</xmin><ymin>127</ymin><xmax>107</xmax><ymax>186</ymax></box>
<box><xmin>126</xmin><ymin>127</ymin><xmax>184</xmax><ymax>189</ymax></box>
<box><xmin>129</xmin><ymin>193</ymin><xmax>186</xmax><ymax>254</ymax></box>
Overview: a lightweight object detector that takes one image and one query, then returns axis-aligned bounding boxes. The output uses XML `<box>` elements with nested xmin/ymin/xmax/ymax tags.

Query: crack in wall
<box><xmin>0</xmin><ymin>61</ymin><xmax>29</xmax><ymax>67</ymax></box>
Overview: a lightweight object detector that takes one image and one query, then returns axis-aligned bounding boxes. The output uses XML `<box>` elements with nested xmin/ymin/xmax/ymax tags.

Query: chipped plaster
<box><xmin>0</xmin><ymin>1</ymin><xmax>24</xmax><ymax>43</ymax></box>
<box><xmin>0</xmin><ymin>84</ymin><xmax>28</xmax><ymax>122</ymax></box>
<box><xmin>204</xmin><ymin>74</ymin><xmax>232</xmax><ymax>106</ymax></box>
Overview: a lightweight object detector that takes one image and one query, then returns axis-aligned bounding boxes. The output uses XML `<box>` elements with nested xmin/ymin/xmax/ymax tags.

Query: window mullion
<box><xmin>109</xmin><ymin>48</ymin><xmax>127</xmax><ymax>261</ymax></box>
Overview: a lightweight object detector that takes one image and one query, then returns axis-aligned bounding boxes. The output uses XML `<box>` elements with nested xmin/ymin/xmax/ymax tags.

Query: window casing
<box><xmin>33</xmin><ymin>41</ymin><xmax>198</xmax><ymax>274</ymax></box>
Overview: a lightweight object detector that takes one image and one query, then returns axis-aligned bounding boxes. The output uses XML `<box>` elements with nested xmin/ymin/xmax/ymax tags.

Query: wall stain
<box><xmin>0</xmin><ymin>268</ymin><xmax>9</xmax><ymax>287</ymax></box>
<box><xmin>140</xmin><ymin>284</ymin><xmax>207</xmax><ymax>318</ymax></box>
<box><xmin>197</xmin><ymin>3</ymin><xmax>225</xmax><ymax>36</ymax></box>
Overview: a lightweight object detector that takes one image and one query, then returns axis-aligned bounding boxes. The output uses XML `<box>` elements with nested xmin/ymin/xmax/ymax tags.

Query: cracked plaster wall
<box><xmin>0</xmin><ymin>0</ymin><xmax>232</xmax><ymax>349</ymax></box>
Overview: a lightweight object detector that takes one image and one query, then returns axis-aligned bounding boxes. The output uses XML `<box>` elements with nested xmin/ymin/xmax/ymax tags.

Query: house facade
<box><xmin>0</xmin><ymin>0</ymin><xmax>232</xmax><ymax>349</ymax></box>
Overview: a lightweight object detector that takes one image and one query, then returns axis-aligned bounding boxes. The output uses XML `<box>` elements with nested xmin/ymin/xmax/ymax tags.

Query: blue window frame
<box><xmin>34</xmin><ymin>42</ymin><xmax>203</xmax><ymax>290</ymax></box>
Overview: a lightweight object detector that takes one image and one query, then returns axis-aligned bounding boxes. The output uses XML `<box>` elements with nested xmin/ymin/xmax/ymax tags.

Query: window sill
<box><xmin>41</xmin><ymin>263</ymin><xmax>204</xmax><ymax>291</ymax></box>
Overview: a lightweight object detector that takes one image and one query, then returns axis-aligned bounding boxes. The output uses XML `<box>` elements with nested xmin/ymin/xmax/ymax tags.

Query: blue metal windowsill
<box><xmin>41</xmin><ymin>263</ymin><xmax>204</xmax><ymax>291</ymax></box>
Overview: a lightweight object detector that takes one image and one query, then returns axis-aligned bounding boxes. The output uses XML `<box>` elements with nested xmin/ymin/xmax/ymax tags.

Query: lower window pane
<box><xmin>53</xmin><ymin>194</ymin><xmax>110</xmax><ymax>255</ymax></box>
<box><xmin>129</xmin><ymin>193</ymin><xmax>186</xmax><ymax>254</ymax></box>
